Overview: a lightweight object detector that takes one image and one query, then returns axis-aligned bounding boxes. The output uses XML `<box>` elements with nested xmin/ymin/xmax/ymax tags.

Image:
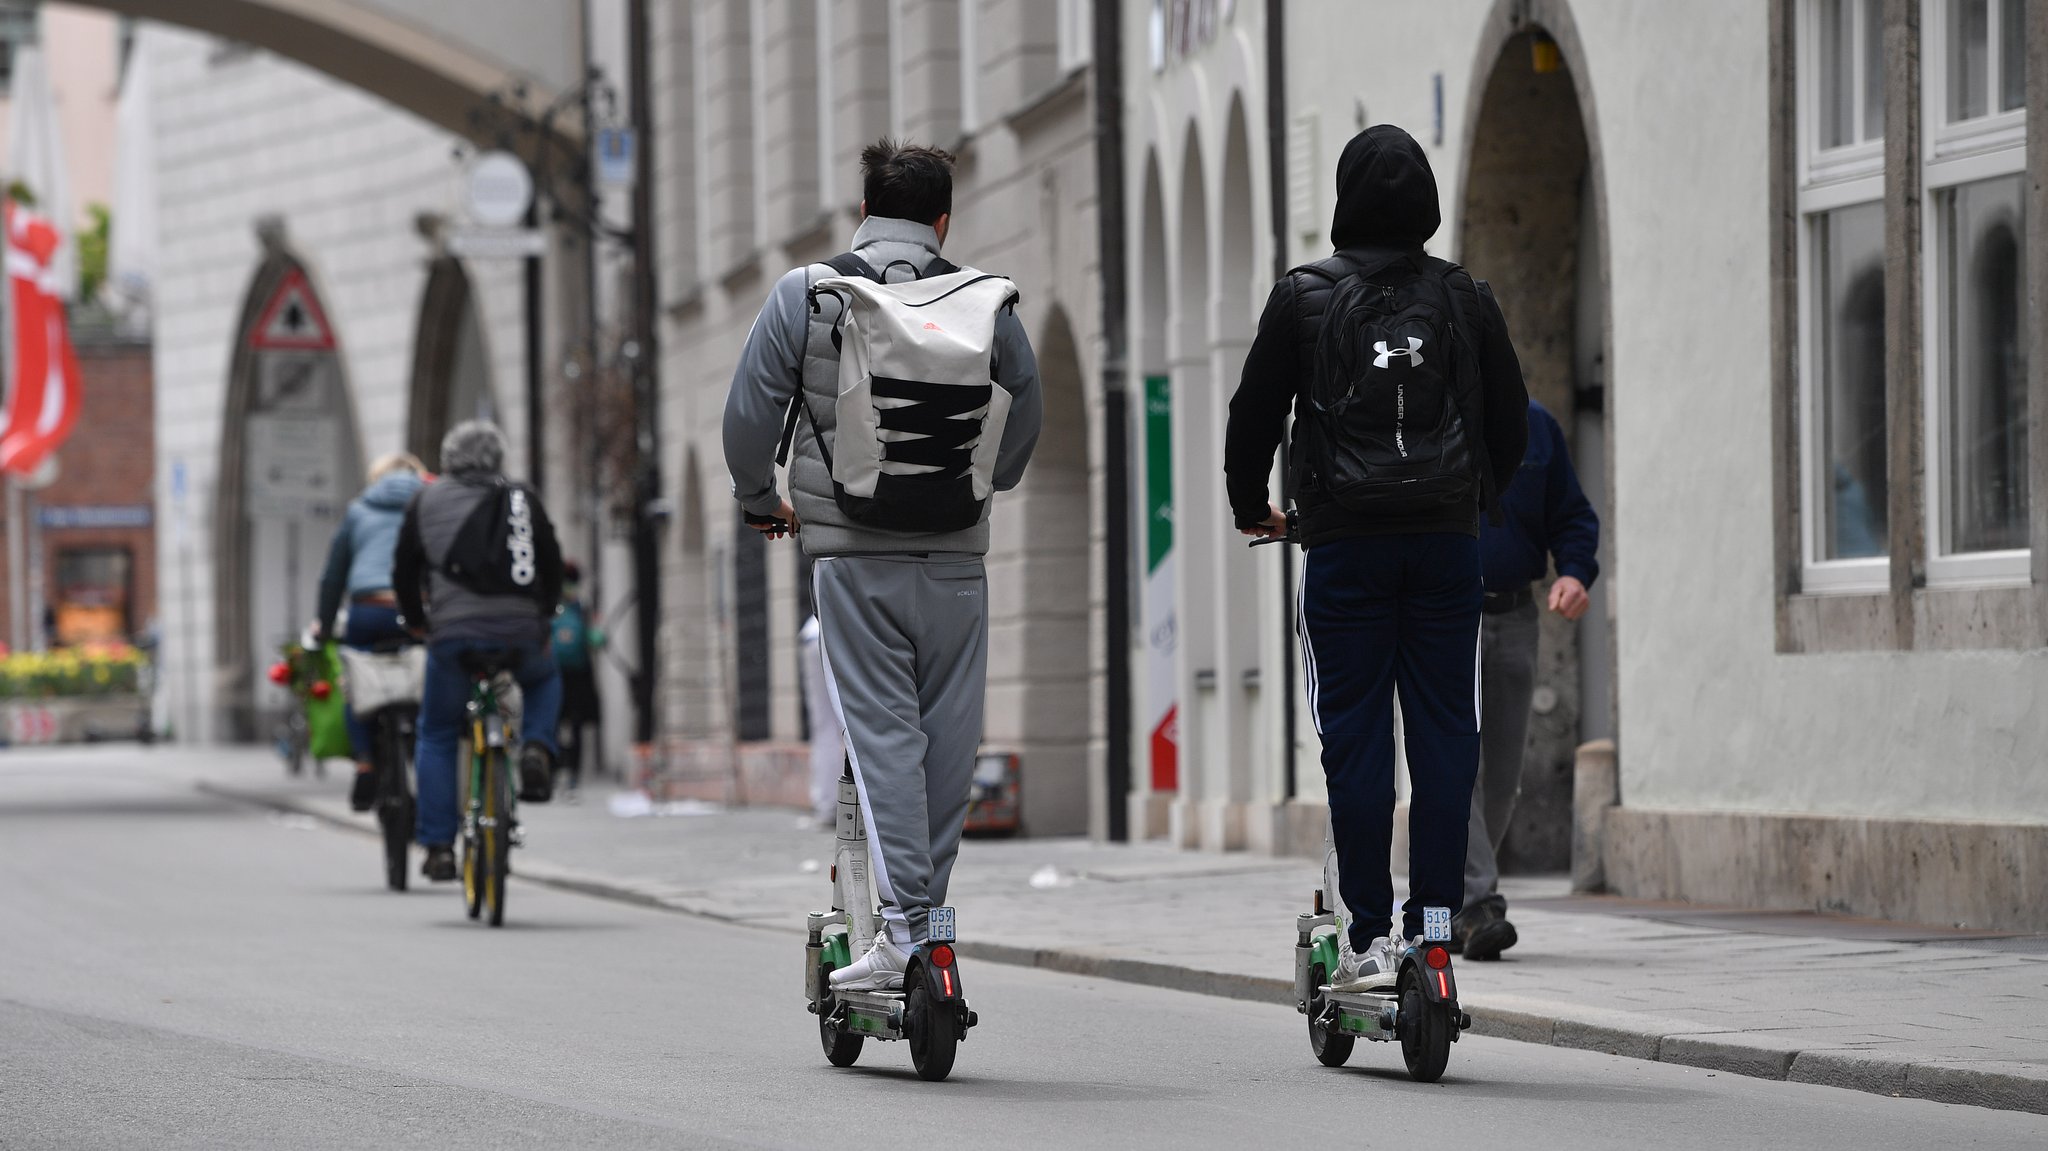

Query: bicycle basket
<box><xmin>338</xmin><ymin>646</ymin><xmax>426</xmax><ymax>714</ymax></box>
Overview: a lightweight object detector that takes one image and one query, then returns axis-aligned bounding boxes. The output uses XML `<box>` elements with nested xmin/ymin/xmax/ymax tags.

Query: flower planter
<box><xmin>2</xmin><ymin>694</ymin><xmax>151</xmax><ymax>746</ymax></box>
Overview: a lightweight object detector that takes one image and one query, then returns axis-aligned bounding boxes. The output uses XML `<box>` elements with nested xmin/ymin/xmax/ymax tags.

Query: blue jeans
<box><xmin>414</xmin><ymin>636</ymin><xmax>562</xmax><ymax>847</ymax></box>
<box><xmin>341</xmin><ymin>602</ymin><xmax>410</xmax><ymax>762</ymax></box>
<box><xmin>1301</xmin><ymin>533</ymin><xmax>1483</xmax><ymax>947</ymax></box>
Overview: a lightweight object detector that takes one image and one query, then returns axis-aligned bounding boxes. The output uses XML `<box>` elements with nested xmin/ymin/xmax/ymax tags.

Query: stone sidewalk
<box><xmin>172</xmin><ymin>746</ymin><xmax>2048</xmax><ymax>1115</ymax></box>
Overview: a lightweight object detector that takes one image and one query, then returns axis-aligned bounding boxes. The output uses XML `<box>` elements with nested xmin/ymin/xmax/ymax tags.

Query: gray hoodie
<box><xmin>722</xmin><ymin>216</ymin><xmax>1043</xmax><ymax>557</ymax></box>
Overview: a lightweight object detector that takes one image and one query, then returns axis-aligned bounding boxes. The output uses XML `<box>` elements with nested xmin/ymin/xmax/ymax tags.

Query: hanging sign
<box><xmin>248</xmin><ymin>267</ymin><xmax>336</xmax><ymax>351</ymax></box>
<box><xmin>466</xmin><ymin>150</ymin><xmax>534</xmax><ymax>228</ymax></box>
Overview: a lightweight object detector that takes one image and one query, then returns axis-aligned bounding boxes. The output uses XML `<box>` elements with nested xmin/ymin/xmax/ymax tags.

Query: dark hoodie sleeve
<box><xmin>1471</xmin><ymin>282</ymin><xmax>1529</xmax><ymax>502</ymax></box>
<box><xmin>1536</xmin><ymin>406</ymin><xmax>1601</xmax><ymax>587</ymax></box>
<box><xmin>1223</xmin><ymin>278</ymin><xmax>1303</xmax><ymax>526</ymax></box>
<box><xmin>393</xmin><ymin>495</ymin><xmax>427</xmax><ymax>632</ymax></box>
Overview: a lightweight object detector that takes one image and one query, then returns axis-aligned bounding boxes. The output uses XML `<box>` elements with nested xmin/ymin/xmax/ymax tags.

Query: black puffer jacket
<box><xmin>1224</xmin><ymin>125</ymin><xmax>1528</xmax><ymax>546</ymax></box>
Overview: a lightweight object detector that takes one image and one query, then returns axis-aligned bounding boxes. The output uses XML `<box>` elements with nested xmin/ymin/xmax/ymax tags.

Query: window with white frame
<box><xmin>1799</xmin><ymin>0</ymin><xmax>1891</xmax><ymax>588</ymax></box>
<box><xmin>1923</xmin><ymin>0</ymin><xmax>2029</xmax><ymax>583</ymax></box>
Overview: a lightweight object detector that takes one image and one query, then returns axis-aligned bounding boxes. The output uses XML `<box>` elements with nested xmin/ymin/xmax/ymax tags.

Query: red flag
<box><xmin>0</xmin><ymin>201</ymin><xmax>81</xmax><ymax>476</ymax></box>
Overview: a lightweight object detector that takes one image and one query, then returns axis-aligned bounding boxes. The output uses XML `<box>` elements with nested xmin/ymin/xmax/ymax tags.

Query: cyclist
<box><xmin>313</xmin><ymin>452</ymin><xmax>426</xmax><ymax>811</ymax></box>
<box><xmin>551</xmin><ymin>559</ymin><xmax>604</xmax><ymax>798</ymax></box>
<box><xmin>392</xmin><ymin>420</ymin><xmax>565</xmax><ymax>882</ymax></box>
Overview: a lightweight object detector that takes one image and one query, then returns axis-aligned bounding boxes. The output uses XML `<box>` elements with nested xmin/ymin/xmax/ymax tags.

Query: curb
<box><xmin>202</xmin><ymin>780</ymin><xmax>2048</xmax><ymax>1117</ymax></box>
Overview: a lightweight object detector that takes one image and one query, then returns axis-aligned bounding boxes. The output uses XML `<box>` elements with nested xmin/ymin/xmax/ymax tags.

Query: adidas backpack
<box><xmin>785</xmin><ymin>253</ymin><xmax>1020</xmax><ymax>534</ymax></box>
<box><xmin>1298</xmin><ymin>253</ymin><xmax>1484</xmax><ymax>518</ymax></box>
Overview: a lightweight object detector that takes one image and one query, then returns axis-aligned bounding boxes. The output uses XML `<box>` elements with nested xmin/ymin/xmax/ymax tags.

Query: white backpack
<box><xmin>788</xmin><ymin>253</ymin><xmax>1019</xmax><ymax>533</ymax></box>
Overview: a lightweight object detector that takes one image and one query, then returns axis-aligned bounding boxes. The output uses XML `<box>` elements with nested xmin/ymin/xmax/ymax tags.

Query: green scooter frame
<box><xmin>1294</xmin><ymin>889</ymin><xmax>1472</xmax><ymax>1082</ymax></box>
<box><xmin>805</xmin><ymin>765</ymin><xmax>977</xmax><ymax>1081</ymax></box>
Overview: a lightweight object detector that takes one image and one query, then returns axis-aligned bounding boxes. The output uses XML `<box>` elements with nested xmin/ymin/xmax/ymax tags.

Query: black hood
<box><xmin>1330</xmin><ymin>125</ymin><xmax>1441</xmax><ymax>251</ymax></box>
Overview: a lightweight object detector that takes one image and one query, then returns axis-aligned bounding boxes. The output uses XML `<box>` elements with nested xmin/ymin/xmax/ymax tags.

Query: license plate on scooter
<box><xmin>928</xmin><ymin>906</ymin><xmax>956</xmax><ymax>943</ymax></box>
<box><xmin>1423</xmin><ymin>907</ymin><xmax>1452</xmax><ymax>943</ymax></box>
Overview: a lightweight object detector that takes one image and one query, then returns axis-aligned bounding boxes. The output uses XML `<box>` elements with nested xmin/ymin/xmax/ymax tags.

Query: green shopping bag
<box><xmin>281</xmin><ymin>640</ymin><xmax>354</xmax><ymax>760</ymax></box>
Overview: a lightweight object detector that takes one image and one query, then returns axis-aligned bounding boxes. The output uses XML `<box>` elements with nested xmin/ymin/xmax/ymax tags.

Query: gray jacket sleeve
<box><xmin>990</xmin><ymin>308</ymin><xmax>1041</xmax><ymax>492</ymax></box>
<box><xmin>722</xmin><ymin>267</ymin><xmax>811</xmax><ymax>517</ymax></box>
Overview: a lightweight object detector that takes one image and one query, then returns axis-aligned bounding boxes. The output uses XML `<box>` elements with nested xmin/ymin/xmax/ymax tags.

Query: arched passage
<box><xmin>215</xmin><ymin>249</ymin><xmax>364</xmax><ymax>740</ymax></box>
<box><xmin>989</xmin><ymin>307</ymin><xmax>1091</xmax><ymax>835</ymax></box>
<box><xmin>406</xmin><ymin>256</ymin><xmax>500</xmax><ymax>469</ymax></box>
<box><xmin>92</xmin><ymin>0</ymin><xmax>582</xmax><ymax>164</ymax></box>
<box><xmin>666</xmin><ymin>448</ymin><xmax>718</xmax><ymax>741</ymax></box>
<box><xmin>1133</xmin><ymin>151</ymin><xmax>1176</xmax><ymax>839</ymax></box>
<box><xmin>1210</xmin><ymin>96</ymin><xmax>1260</xmax><ymax>841</ymax></box>
<box><xmin>1167</xmin><ymin>124</ymin><xmax>1216</xmax><ymax>848</ymax></box>
<box><xmin>1458</xmin><ymin>11</ymin><xmax>1611</xmax><ymax>872</ymax></box>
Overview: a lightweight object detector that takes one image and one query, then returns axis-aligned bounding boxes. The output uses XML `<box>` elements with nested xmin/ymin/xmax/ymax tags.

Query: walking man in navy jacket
<box><xmin>1456</xmin><ymin>399</ymin><xmax>1600</xmax><ymax>960</ymax></box>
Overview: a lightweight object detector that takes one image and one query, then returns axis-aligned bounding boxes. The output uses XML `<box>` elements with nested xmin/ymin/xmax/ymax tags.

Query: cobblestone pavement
<box><xmin>179</xmin><ymin>745</ymin><xmax>2048</xmax><ymax>1115</ymax></box>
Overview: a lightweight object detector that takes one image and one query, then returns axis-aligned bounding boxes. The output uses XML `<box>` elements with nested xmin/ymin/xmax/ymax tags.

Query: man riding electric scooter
<box><xmin>1226</xmin><ymin>125</ymin><xmax>1528</xmax><ymax>996</ymax></box>
<box><xmin>722</xmin><ymin>140</ymin><xmax>1041</xmax><ymax>999</ymax></box>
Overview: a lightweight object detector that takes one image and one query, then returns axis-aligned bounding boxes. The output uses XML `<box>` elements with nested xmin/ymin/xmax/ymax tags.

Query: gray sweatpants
<box><xmin>1465</xmin><ymin>599</ymin><xmax>1540</xmax><ymax>906</ymax></box>
<box><xmin>812</xmin><ymin>554</ymin><xmax>988</xmax><ymax>947</ymax></box>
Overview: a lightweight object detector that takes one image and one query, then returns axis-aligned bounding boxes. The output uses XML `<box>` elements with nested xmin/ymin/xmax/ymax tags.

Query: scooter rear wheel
<box><xmin>906</xmin><ymin>967</ymin><xmax>958</xmax><ymax>1082</ymax></box>
<box><xmin>1398</xmin><ymin>968</ymin><xmax>1453</xmax><ymax>1083</ymax></box>
<box><xmin>817</xmin><ymin>964</ymin><xmax>864</xmax><ymax>1067</ymax></box>
<box><xmin>1306</xmin><ymin>962</ymin><xmax>1354</xmax><ymax>1067</ymax></box>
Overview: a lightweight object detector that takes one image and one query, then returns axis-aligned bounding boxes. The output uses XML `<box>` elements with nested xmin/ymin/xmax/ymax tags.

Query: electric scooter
<box><xmin>1294</xmin><ymin>890</ymin><xmax>1472</xmax><ymax>1081</ymax></box>
<box><xmin>805</xmin><ymin>765</ymin><xmax>977</xmax><ymax>1081</ymax></box>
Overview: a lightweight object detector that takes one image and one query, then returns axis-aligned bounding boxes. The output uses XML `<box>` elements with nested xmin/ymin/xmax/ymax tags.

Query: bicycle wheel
<box><xmin>483</xmin><ymin>749</ymin><xmax>512</xmax><ymax>927</ymax></box>
<box><xmin>461</xmin><ymin>770</ymin><xmax>484</xmax><ymax>920</ymax></box>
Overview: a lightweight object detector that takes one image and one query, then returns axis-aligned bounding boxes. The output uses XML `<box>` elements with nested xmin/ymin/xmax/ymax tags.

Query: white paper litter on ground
<box><xmin>608</xmin><ymin>792</ymin><xmax>727</xmax><ymax>818</ymax></box>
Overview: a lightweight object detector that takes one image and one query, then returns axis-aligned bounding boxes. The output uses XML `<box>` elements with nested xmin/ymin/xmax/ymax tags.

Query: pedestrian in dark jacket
<box><xmin>392</xmin><ymin>420</ymin><xmax>564</xmax><ymax>883</ymax></box>
<box><xmin>314</xmin><ymin>453</ymin><xmax>425</xmax><ymax>810</ymax></box>
<box><xmin>1457</xmin><ymin>399</ymin><xmax>1599</xmax><ymax>961</ymax></box>
<box><xmin>1224</xmin><ymin>124</ymin><xmax>1528</xmax><ymax>989</ymax></box>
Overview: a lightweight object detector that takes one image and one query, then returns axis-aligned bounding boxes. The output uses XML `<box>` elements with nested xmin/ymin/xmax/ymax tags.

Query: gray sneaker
<box><xmin>1330</xmin><ymin>934</ymin><xmax>1399</xmax><ymax>991</ymax></box>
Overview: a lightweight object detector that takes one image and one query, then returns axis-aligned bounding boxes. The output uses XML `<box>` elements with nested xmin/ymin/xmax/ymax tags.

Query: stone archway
<box><xmin>1457</xmin><ymin>5</ymin><xmax>1613</xmax><ymax>871</ymax></box>
<box><xmin>1167</xmin><ymin>123</ymin><xmax>1215</xmax><ymax>849</ymax></box>
<box><xmin>1132</xmin><ymin>151</ymin><xmax>1176</xmax><ymax>839</ymax></box>
<box><xmin>214</xmin><ymin>247</ymin><xmax>364</xmax><ymax>741</ymax></box>
<box><xmin>406</xmin><ymin>256</ymin><xmax>501</xmax><ymax>470</ymax></box>
<box><xmin>990</xmin><ymin>307</ymin><xmax>1091</xmax><ymax>835</ymax></box>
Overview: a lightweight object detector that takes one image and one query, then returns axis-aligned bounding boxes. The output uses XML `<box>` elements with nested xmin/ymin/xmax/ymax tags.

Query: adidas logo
<box><xmin>924</xmin><ymin>322</ymin><xmax>943</xmax><ymax>331</ymax></box>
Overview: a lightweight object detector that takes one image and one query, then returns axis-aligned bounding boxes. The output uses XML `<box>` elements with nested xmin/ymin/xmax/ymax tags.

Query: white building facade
<box><xmin>1240</xmin><ymin>0</ymin><xmax>2045</xmax><ymax>929</ymax></box>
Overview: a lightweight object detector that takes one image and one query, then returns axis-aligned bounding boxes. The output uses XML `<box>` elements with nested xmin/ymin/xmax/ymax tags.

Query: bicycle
<box><xmin>338</xmin><ymin>640</ymin><xmax>425</xmax><ymax>891</ymax></box>
<box><xmin>458</xmin><ymin>652</ymin><xmax>522</xmax><ymax>927</ymax></box>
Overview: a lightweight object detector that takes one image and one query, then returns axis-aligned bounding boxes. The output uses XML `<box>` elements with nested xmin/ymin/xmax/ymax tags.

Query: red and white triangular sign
<box><xmin>249</xmin><ymin>267</ymin><xmax>336</xmax><ymax>351</ymax></box>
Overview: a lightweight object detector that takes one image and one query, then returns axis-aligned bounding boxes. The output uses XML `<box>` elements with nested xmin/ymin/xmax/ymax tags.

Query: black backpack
<box><xmin>1298</xmin><ymin>254</ymin><xmax>1482</xmax><ymax>517</ymax></box>
<box><xmin>441</xmin><ymin>479</ymin><xmax>545</xmax><ymax>599</ymax></box>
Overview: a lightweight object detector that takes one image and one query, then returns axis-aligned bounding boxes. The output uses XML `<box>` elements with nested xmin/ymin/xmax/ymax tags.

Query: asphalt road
<box><xmin>3</xmin><ymin>754</ymin><xmax>2045</xmax><ymax>1150</ymax></box>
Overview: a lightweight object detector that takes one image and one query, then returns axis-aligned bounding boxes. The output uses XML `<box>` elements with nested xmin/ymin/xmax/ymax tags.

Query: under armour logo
<box><xmin>1373</xmin><ymin>337</ymin><xmax>1425</xmax><ymax>369</ymax></box>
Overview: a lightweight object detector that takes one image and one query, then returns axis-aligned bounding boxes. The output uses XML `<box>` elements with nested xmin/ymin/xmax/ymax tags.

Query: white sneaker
<box><xmin>828</xmin><ymin>933</ymin><xmax>909</xmax><ymax>991</ymax></box>
<box><xmin>1329</xmin><ymin>934</ymin><xmax>1399</xmax><ymax>991</ymax></box>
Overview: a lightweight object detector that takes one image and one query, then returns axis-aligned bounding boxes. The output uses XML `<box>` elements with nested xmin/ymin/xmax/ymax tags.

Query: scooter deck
<box><xmin>1319</xmin><ymin>985</ymin><xmax>1401</xmax><ymax>1042</ymax></box>
<box><xmin>833</xmin><ymin>987</ymin><xmax>910</xmax><ymax>1041</ymax></box>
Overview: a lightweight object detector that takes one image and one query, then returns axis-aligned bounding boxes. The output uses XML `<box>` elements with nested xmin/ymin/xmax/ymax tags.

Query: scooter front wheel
<box><xmin>1398</xmin><ymin>968</ymin><xmax>1453</xmax><ymax>1082</ymax></box>
<box><xmin>817</xmin><ymin>964</ymin><xmax>863</xmax><ymax>1067</ymax></box>
<box><xmin>906</xmin><ymin>967</ymin><xmax>958</xmax><ymax>1082</ymax></box>
<box><xmin>1306</xmin><ymin>962</ymin><xmax>1354</xmax><ymax>1067</ymax></box>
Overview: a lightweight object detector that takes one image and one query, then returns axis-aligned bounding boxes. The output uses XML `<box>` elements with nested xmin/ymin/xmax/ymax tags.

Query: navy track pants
<box><xmin>1300</xmin><ymin>533</ymin><xmax>1483</xmax><ymax>947</ymax></box>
